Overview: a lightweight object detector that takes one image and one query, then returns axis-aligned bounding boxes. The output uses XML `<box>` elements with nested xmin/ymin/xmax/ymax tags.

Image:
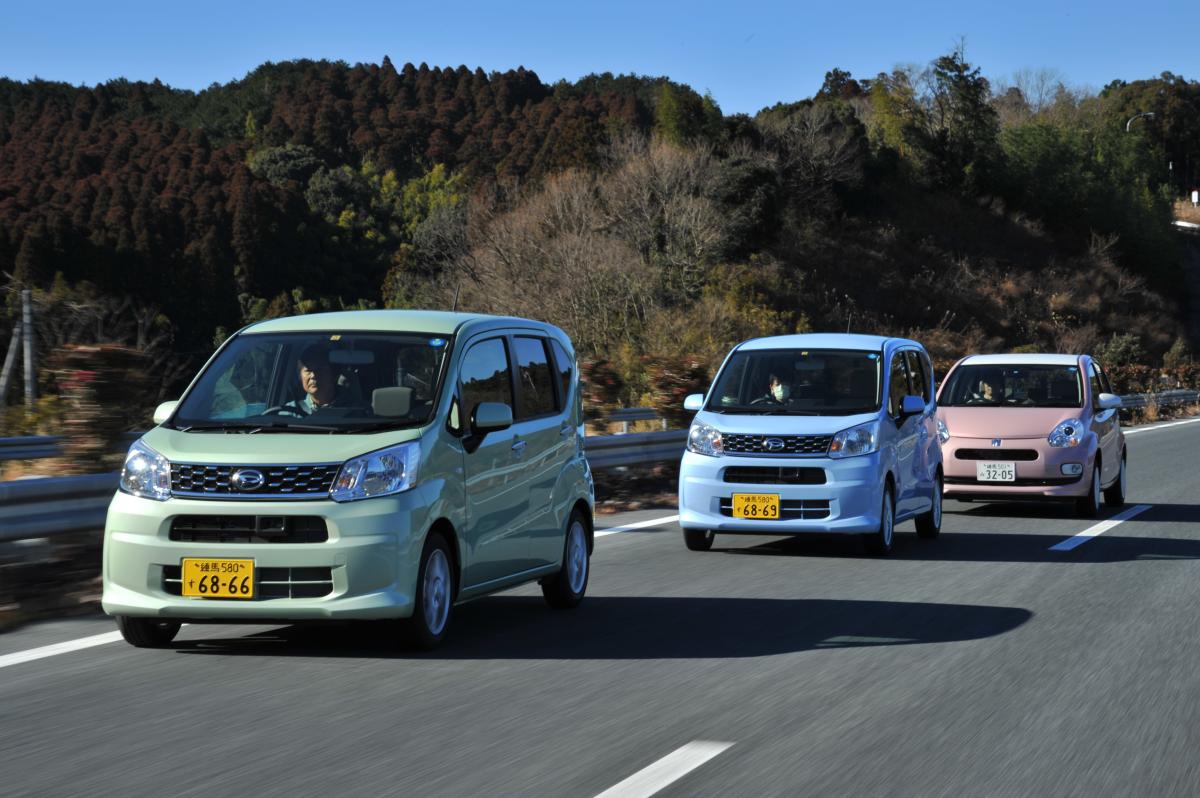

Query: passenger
<box><xmin>278</xmin><ymin>345</ymin><xmax>350</xmax><ymax>416</ymax></box>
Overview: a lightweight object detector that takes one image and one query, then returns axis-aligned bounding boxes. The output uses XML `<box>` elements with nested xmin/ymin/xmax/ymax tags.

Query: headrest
<box><xmin>372</xmin><ymin>387</ymin><xmax>413</xmax><ymax>418</ymax></box>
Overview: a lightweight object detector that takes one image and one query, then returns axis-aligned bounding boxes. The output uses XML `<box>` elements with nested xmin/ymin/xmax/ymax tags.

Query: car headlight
<box><xmin>687</xmin><ymin>421</ymin><xmax>724</xmax><ymax>457</ymax></box>
<box><xmin>936</xmin><ymin>418</ymin><xmax>950</xmax><ymax>444</ymax></box>
<box><xmin>330</xmin><ymin>441</ymin><xmax>420</xmax><ymax>502</ymax></box>
<box><xmin>119</xmin><ymin>440</ymin><xmax>171</xmax><ymax>501</ymax></box>
<box><xmin>1048</xmin><ymin>419</ymin><xmax>1084</xmax><ymax>448</ymax></box>
<box><xmin>828</xmin><ymin>422</ymin><xmax>879</xmax><ymax>458</ymax></box>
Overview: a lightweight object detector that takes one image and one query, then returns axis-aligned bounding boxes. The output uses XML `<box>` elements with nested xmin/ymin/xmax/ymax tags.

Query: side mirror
<box><xmin>900</xmin><ymin>395</ymin><xmax>925</xmax><ymax>418</ymax></box>
<box><xmin>1097</xmin><ymin>393</ymin><xmax>1122</xmax><ymax>411</ymax></box>
<box><xmin>153</xmin><ymin>400</ymin><xmax>179</xmax><ymax>425</ymax></box>
<box><xmin>471</xmin><ymin>402</ymin><xmax>513</xmax><ymax>435</ymax></box>
<box><xmin>683</xmin><ymin>393</ymin><xmax>705</xmax><ymax>412</ymax></box>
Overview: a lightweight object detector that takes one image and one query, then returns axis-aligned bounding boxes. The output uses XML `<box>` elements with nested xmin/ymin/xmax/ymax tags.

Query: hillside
<box><xmin>0</xmin><ymin>52</ymin><xmax>1196</xmax><ymax>411</ymax></box>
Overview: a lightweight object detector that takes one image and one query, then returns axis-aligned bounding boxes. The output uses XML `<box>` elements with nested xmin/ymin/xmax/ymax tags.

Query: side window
<box><xmin>459</xmin><ymin>338</ymin><xmax>513</xmax><ymax>425</ymax></box>
<box><xmin>887</xmin><ymin>354</ymin><xmax>910</xmax><ymax>417</ymax></box>
<box><xmin>550</xmin><ymin>339</ymin><xmax>575</xmax><ymax>409</ymax></box>
<box><xmin>1094</xmin><ymin>361</ymin><xmax>1113</xmax><ymax>395</ymax></box>
<box><xmin>905</xmin><ymin>351</ymin><xmax>929</xmax><ymax>401</ymax></box>
<box><xmin>1089</xmin><ymin>363</ymin><xmax>1104</xmax><ymax>410</ymax></box>
<box><xmin>513</xmin><ymin>336</ymin><xmax>557</xmax><ymax>419</ymax></box>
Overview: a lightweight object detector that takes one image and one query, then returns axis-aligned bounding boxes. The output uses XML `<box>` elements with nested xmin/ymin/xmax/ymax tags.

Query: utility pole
<box><xmin>22</xmin><ymin>289</ymin><xmax>35</xmax><ymax>406</ymax></box>
<box><xmin>1125</xmin><ymin>112</ymin><xmax>1155</xmax><ymax>132</ymax></box>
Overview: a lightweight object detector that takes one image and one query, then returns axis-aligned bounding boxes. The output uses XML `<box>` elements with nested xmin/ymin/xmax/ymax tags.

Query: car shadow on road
<box><xmin>170</xmin><ymin>595</ymin><xmax>1031</xmax><ymax>660</ymax></box>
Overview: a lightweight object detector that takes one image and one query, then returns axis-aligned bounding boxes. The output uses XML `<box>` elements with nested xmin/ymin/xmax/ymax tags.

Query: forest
<box><xmin>2</xmin><ymin>49</ymin><xmax>1199</xmax><ymax>426</ymax></box>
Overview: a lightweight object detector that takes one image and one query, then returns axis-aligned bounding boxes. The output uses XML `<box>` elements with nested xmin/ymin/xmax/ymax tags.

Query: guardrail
<box><xmin>2</xmin><ymin>392</ymin><xmax>1196</xmax><ymax>543</ymax></box>
<box><xmin>0</xmin><ymin>473</ymin><xmax>118</xmax><ymax>542</ymax></box>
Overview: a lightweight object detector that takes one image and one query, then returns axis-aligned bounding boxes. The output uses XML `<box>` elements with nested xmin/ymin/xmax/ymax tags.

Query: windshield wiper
<box><xmin>175</xmin><ymin>421</ymin><xmax>341</xmax><ymax>434</ymax></box>
<box><xmin>342</xmin><ymin>421</ymin><xmax>421</xmax><ymax>434</ymax></box>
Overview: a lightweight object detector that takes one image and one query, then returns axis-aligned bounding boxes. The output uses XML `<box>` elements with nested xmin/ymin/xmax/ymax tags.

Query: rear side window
<box><xmin>460</xmin><ymin>339</ymin><xmax>513</xmax><ymax>424</ymax></box>
<box><xmin>887</xmin><ymin>354</ymin><xmax>910</xmax><ymax>416</ymax></box>
<box><xmin>550</xmin><ymin>339</ymin><xmax>574</xmax><ymax>407</ymax></box>
<box><xmin>905</xmin><ymin>351</ymin><xmax>929</xmax><ymax>401</ymax></box>
<box><xmin>513</xmin><ymin>337</ymin><xmax>557</xmax><ymax>419</ymax></box>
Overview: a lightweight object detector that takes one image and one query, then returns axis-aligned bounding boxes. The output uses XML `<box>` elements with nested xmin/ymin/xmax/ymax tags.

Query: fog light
<box><xmin>1061</xmin><ymin>463</ymin><xmax>1084</xmax><ymax>476</ymax></box>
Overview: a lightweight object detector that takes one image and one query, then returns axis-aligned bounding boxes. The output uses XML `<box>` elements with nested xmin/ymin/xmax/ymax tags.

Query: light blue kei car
<box><xmin>678</xmin><ymin>333</ymin><xmax>944</xmax><ymax>555</ymax></box>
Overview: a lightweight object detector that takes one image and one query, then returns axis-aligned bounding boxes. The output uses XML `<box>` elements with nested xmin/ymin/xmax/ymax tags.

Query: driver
<box><xmin>277</xmin><ymin>345</ymin><xmax>348</xmax><ymax>417</ymax></box>
<box><xmin>751</xmin><ymin>373</ymin><xmax>792</xmax><ymax>405</ymax></box>
<box><xmin>968</xmin><ymin>371</ymin><xmax>1001</xmax><ymax>403</ymax></box>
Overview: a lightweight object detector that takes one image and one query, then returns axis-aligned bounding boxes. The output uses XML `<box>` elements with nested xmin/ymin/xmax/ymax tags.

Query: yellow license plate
<box><xmin>181</xmin><ymin>559</ymin><xmax>255</xmax><ymax>599</ymax></box>
<box><xmin>732</xmin><ymin>493</ymin><xmax>780</xmax><ymax>520</ymax></box>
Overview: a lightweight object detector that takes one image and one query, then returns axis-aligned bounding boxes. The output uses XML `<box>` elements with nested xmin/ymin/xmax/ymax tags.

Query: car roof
<box><xmin>960</xmin><ymin>353</ymin><xmax>1083</xmax><ymax>366</ymax></box>
<box><xmin>244</xmin><ymin>310</ymin><xmax>538</xmax><ymax>337</ymax></box>
<box><xmin>737</xmin><ymin>333</ymin><xmax>911</xmax><ymax>352</ymax></box>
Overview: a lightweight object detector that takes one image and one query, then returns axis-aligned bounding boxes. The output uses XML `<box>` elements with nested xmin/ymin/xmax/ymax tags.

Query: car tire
<box><xmin>1103</xmin><ymin>454</ymin><xmax>1127</xmax><ymax>508</ymax></box>
<box><xmin>683</xmin><ymin>528</ymin><xmax>715</xmax><ymax>552</ymax></box>
<box><xmin>864</xmin><ymin>484</ymin><xmax>896</xmax><ymax>556</ymax></box>
<box><xmin>915</xmin><ymin>473</ymin><xmax>943</xmax><ymax>539</ymax></box>
<box><xmin>1075</xmin><ymin>464</ymin><xmax>1101</xmax><ymax>519</ymax></box>
<box><xmin>542</xmin><ymin>511</ymin><xmax>590</xmax><ymax>609</ymax></box>
<box><xmin>116</xmin><ymin>616</ymin><xmax>181</xmax><ymax>648</ymax></box>
<box><xmin>402</xmin><ymin>532</ymin><xmax>455</xmax><ymax>650</ymax></box>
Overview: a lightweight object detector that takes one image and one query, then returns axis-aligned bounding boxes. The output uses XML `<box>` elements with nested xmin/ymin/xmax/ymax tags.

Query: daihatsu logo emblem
<box><xmin>991</xmin><ymin>439</ymin><xmax>1002</xmax><ymax>448</ymax></box>
<box><xmin>232</xmin><ymin>469</ymin><xmax>265</xmax><ymax>491</ymax></box>
<box><xmin>763</xmin><ymin>438</ymin><xmax>785</xmax><ymax>452</ymax></box>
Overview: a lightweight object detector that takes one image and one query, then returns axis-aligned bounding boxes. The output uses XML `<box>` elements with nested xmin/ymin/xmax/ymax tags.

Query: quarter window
<box><xmin>460</xmin><ymin>339</ymin><xmax>513</xmax><ymax>425</ymax></box>
<box><xmin>550</xmin><ymin>339</ymin><xmax>575</xmax><ymax>409</ymax></box>
<box><xmin>513</xmin><ymin>337</ymin><xmax>557</xmax><ymax>419</ymax></box>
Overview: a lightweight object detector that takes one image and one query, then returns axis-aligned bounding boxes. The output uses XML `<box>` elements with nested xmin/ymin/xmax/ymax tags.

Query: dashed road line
<box><xmin>1049</xmin><ymin>504</ymin><xmax>1152</xmax><ymax>551</ymax></box>
<box><xmin>595</xmin><ymin>515</ymin><xmax>679</xmax><ymax>538</ymax></box>
<box><xmin>593</xmin><ymin>740</ymin><xmax>735</xmax><ymax>798</ymax></box>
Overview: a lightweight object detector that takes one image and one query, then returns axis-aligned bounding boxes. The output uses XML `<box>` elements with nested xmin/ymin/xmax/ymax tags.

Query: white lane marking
<box><xmin>1049</xmin><ymin>504</ymin><xmax>1152</xmax><ymax>551</ymax></box>
<box><xmin>594</xmin><ymin>740</ymin><xmax>734</xmax><ymax>798</ymax></box>
<box><xmin>595</xmin><ymin>515</ymin><xmax>679</xmax><ymax>538</ymax></box>
<box><xmin>0</xmin><ymin>631</ymin><xmax>123</xmax><ymax>670</ymax></box>
<box><xmin>1124</xmin><ymin>417</ymin><xmax>1200</xmax><ymax>435</ymax></box>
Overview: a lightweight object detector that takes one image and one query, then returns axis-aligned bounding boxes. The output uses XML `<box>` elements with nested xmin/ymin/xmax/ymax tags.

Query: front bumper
<box><xmin>942</xmin><ymin>438</ymin><xmax>1093</xmax><ymax>499</ymax></box>
<box><xmin>101</xmin><ymin>489</ymin><xmax>425</xmax><ymax>621</ymax></box>
<box><xmin>678</xmin><ymin>450</ymin><xmax>885</xmax><ymax>535</ymax></box>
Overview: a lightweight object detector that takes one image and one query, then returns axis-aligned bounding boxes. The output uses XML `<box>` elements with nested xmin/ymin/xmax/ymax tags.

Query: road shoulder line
<box><xmin>0</xmin><ymin>630</ymin><xmax>123</xmax><ymax>670</ymax></box>
<box><xmin>595</xmin><ymin>515</ymin><xmax>679</xmax><ymax>537</ymax></box>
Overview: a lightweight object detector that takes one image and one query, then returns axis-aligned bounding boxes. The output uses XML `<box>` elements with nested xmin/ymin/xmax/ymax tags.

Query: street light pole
<box><xmin>1125</xmin><ymin>111</ymin><xmax>1155</xmax><ymax>132</ymax></box>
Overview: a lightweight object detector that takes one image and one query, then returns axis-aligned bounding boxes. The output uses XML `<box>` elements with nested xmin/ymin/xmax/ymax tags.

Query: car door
<box><xmin>886</xmin><ymin>350</ymin><xmax>920</xmax><ymax>515</ymax></box>
<box><xmin>457</xmin><ymin>336</ymin><xmax>528</xmax><ymax>588</ymax></box>
<box><xmin>510</xmin><ymin>335</ymin><xmax>572</xmax><ymax>569</ymax></box>
<box><xmin>1088</xmin><ymin>359</ymin><xmax>1120</xmax><ymax>485</ymax></box>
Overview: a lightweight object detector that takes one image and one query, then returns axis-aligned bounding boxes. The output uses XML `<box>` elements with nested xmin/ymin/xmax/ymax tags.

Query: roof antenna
<box><xmin>452</xmin><ymin>281</ymin><xmax>462</xmax><ymax>312</ymax></box>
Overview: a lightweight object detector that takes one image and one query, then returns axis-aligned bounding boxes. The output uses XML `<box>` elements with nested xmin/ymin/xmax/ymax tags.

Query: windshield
<box><xmin>171</xmin><ymin>331</ymin><xmax>453</xmax><ymax>433</ymax></box>
<box><xmin>939</xmin><ymin>363</ymin><xmax>1083</xmax><ymax>408</ymax></box>
<box><xmin>706</xmin><ymin>348</ymin><xmax>882</xmax><ymax>415</ymax></box>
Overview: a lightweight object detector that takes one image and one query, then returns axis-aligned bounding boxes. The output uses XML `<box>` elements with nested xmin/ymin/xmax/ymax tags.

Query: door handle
<box><xmin>560</xmin><ymin>424</ymin><xmax>573</xmax><ymax>437</ymax></box>
<box><xmin>511</xmin><ymin>440</ymin><xmax>527</xmax><ymax>458</ymax></box>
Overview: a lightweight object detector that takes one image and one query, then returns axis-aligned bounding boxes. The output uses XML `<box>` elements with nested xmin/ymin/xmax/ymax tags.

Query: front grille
<box><xmin>955</xmin><ymin>449</ymin><xmax>1039</xmax><ymax>461</ymax></box>
<box><xmin>721</xmin><ymin>434</ymin><xmax>832</xmax><ymax>456</ymax></box>
<box><xmin>945</xmin><ymin>475</ymin><xmax>1081</xmax><ymax>487</ymax></box>
<box><xmin>163</xmin><ymin>565</ymin><xmax>334</xmax><ymax>599</ymax></box>
<box><xmin>171</xmin><ymin>463</ymin><xmax>340</xmax><ymax>498</ymax></box>
<box><xmin>723</xmin><ymin>466</ymin><xmax>826</xmax><ymax>485</ymax></box>
<box><xmin>720</xmin><ymin>498</ymin><xmax>831</xmax><ymax>520</ymax></box>
<box><xmin>170</xmin><ymin>516</ymin><xmax>328</xmax><ymax>544</ymax></box>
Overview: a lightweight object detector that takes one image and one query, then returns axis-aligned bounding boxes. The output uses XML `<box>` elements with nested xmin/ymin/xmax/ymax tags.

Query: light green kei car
<box><xmin>102</xmin><ymin>310</ymin><xmax>595</xmax><ymax>650</ymax></box>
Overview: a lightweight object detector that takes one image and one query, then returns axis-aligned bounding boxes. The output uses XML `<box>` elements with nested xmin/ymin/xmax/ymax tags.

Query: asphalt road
<box><xmin>3</xmin><ymin>418</ymin><xmax>1200</xmax><ymax>796</ymax></box>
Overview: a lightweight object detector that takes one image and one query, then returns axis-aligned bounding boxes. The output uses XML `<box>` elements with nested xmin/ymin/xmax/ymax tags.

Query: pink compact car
<box><xmin>936</xmin><ymin>354</ymin><xmax>1126</xmax><ymax>517</ymax></box>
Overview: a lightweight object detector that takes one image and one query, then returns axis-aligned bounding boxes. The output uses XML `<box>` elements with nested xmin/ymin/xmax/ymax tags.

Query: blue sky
<box><xmin>1</xmin><ymin>0</ymin><xmax>1196</xmax><ymax>114</ymax></box>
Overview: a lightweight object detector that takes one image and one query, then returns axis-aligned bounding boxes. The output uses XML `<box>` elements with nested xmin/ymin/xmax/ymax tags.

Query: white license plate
<box><xmin>976</xmin><ymin>461</ymin><xmax>1016</xmax><ymax>482</ymax></box>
